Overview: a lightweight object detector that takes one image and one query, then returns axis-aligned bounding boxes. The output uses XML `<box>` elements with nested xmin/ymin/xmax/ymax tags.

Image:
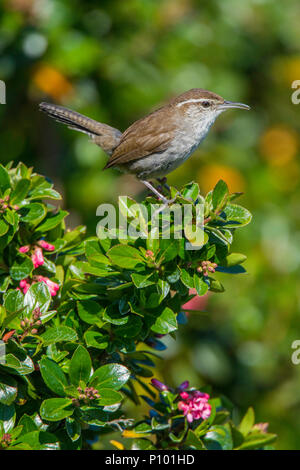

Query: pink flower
<box><xmin>31</xmin><ymin>247</ymin><xmax>44</xmax><ymax>268</ymax></box>
<box><xmin>38</xmin><ymin>240</ymin><xmax>55</xmax><ymax>251</ymax></box>
<box><xmin>37</xmin><ymin>276</ymin><xmax>59</xmax><ymax>296</ymax></box>
<box><xmin>19</xmin><ymin>245</ymin><xmax>30</xmax><ymax>254</ymax></box>
<box><xmin>18</xmin><ymin>279</ymin><xmax>31</xmax><ymax>294</ymax></box>
<box><xmin>177</xmin><ymin>390</ymin><xmax>211</xmax><ymax>423</ymax></box>
<box><xmin>151</xmin><ymin>378</ymin><xmax>168</xmax><ymax>391</ymax></box>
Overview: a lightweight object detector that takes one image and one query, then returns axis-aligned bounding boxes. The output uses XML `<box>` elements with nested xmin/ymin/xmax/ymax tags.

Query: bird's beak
<box><xmin>219</xmin><ymin>100</ymin><xmax>251</xmax><ymax>111</ymax></box>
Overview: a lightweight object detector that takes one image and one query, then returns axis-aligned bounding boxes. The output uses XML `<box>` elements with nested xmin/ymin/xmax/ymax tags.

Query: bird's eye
<box><xmin>201</xmin><ymin>101</ymin><xmax>211</xmax><ymax>108</ymax></box>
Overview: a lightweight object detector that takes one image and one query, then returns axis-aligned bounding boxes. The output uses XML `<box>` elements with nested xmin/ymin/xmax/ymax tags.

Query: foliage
<box><xmin>0</xmin><ymin>162</ymin><xmax>273</xmax><ymax>450</ymax></box>
<box><xmin>126</xmin><ymin>381</ymin><xmax>276</xmax><ymax>450</ymax></box>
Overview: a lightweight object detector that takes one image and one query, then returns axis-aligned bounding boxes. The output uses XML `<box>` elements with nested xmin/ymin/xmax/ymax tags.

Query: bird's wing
<box><xmin>104</xmin><ymin>107</ymin><xmax>176</xmax><ymax>168</ymax></box>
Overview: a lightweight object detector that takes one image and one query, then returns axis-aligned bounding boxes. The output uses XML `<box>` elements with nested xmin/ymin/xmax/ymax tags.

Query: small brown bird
<box><xmin>39</xmin><ymin>89</ymin><xmax>250</xmax><ymax>202</ymax></box>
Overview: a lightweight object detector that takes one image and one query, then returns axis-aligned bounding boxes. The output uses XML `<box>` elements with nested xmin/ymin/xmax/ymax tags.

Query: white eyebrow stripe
<box><xmin>176</xmin><ymin>98</ymin><xmax>209</xmax><ymax>108</ymax></box>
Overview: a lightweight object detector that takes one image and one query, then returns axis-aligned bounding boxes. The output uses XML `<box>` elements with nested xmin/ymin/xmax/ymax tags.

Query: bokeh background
<box><xmin>1</xmin><ymin>0</ymin><xmax>300</xmax><ymax>449</ymax></box>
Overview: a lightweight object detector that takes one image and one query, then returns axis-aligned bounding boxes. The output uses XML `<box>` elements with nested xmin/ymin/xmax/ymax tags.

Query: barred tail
<box><xmin>39</xmin><ymin>102</ymin><xmax>122</xmax><ymax>155</ymax></box>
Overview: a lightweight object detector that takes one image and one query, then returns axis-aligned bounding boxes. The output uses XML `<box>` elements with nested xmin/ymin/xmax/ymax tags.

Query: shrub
<box><xmin>0</xmin><ymin>162</ymin><xmax>276</xmax><ymax>450</ymax></box>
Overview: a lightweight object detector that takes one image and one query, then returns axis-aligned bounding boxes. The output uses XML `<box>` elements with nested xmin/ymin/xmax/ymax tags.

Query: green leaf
<box><xmin>226</xmin><ymin>253</ymin><xmax>247</xmax><ymax>267</ymax></box>
<box><xmin>66</xmin><ymin>417</ymin><xmax>81</xmax><ymax>442</ymax></box>
<box><xmin>89</xmin><ymin>363</ymin><xmax>130</xmax><ymax>390</ymax></box>
<box><xmin>97</xmin><ymin>388</ymin><xmax>123</xmax><ymax>406</ymax></box>
<box><xmin>39</xmin><ymin>357</ymin><xmax>68</xmax><ymax>397</ymax></box>
<box><xmin>238</xmin><ymin>407</ymin><xmax>255</xmax><ymax>436</ymax></box>
<box><xmin>10</xmin><ymin>179</ymin><xmax>31</xmax><ymax>204</ymax></box>
<box><xmin>19</xmin><ymin>203</ymin><xmax>46</xmax><ymax>225</ymax></box>
<box><xmin>149</xmin><ymin>307</ymin><xmax>178</xmax><ymax>334</ymax></box>
<box><xmin>184</xmin><ymin>429</ymin><xmax>205</xmax><ymax>449</ymax></box>
<box><xmin>40</xmin><ymin>398</ymin><xmax>73</xmax><ymax>422</ymax></box>
<box><xmin>77</xmin><ymin>300</ymin><xmax>104</xmax><ymax>325</ymax></box>
<box><xmin>236</xmin><ymin>431</ymin><xmax>277</xmax><ymax>450</ymax></box>
<box><xmin>4</xmin><ymin>289</ymin><xmax>24</xmax><ymax>313</ymax></box>
<box><xmin>0</xmin><ymin>219</ymin><xmax>9</xmax><ymax>236</ymax></box>
<box><xmin>194</xmin><ymin>275</ymin><xmax>208</xmax><ymax>296</ymax></box>
<box><xmin>9</xmin><ymin>257</ymin><xmax>34</xmax><ymax>281</ymax></box>
<box><xmin>18</xmin><ymin>414</ymin><xmax>38</xmax><ymax>434</ymax></box>
<box><xmin>131</xmin><ymin>438</ymin><xmax>156</xmax><ymax>450</ymax></box>
<box><xmin>84</xmin><ymin>330</ymin><xmax>109</xmax><ymax>350</ymax></box>
<box><xmin>28</xmin><ymin>188</ymin><xmax>61</xmax><ymax>200</ymax></box>
<box><xmin>0</xmin><ymin>375</ymin><xmax>17</xmax><ymax>405</ymax></box>
<box><xmin>0</xmin><ymin>403</ymin><xmax>15</xmax><ymax>435</ymax></box>
<box><xmin>108</xmin><ymin>244</ymin><xmax>145</xmax><ymax>269</ymax></box>
<box><xmin>15</xmin><ymin>430</ymin><xmax>60</xmax><ymax>450</ymax></box>
<box><xmin>209</xmin><ymin>279</ymin><xmax>225</xmax><ymax>293</ymax></box>
<box><xmin>41</xmin><ymin>326</ymin><xmax>78</xmax><ymax>345</ymax></box>
<box><xmin>24</xmin><ymin>282</ymin><xmax>51</xmax><ymax>314</ymax></box>
<box><xmin>131</xmin><ymin>272</ymin><xmax>156</xmax><ymax>288</ymax></box>
<box><xmin>84</xmin><ymin>239</ymin><xmax>109</xmax><ymax>264</ymax></box>
<box><xmin>204</xmin><ymin>424</ymin><xmax>233</xmax><ymax>450</ymax></box>
<box><xmin>69</xmin><ymin>346</ymin><xmax>91</xmax><ymax>386</ymax></box>
<box><xmin>0</xmin><ymin>165</ymin><xmax>10</xmax><ymax>194</ymax></box>
<box><xmin>221</xmin><ymin>204</ymin><xmax>252</xmax><ymax>228</ymax></box>
<box><xmin>36</xmin><ymin>210</ymin><xmax>68</xmax><ymax>232</ymax></box>
<box><xmin>180</xmin><ymin>268</ymin><xmax>194</xmax><ymax>289</ymax></box>
<box><xmin>2</xmin><ymin>353</ymin><xmax>34</xmax><ymax>375</ymax></box>
<box><xmin>182</xmin><ymin>182</ymin><xmax>200</xmax><ymax>201</ymax></box>
<box><xmin>114</xmin><ymin>315</ymin><xmax>143</xmax><ymax>338</ymax></box>
<box><xmin>212</xmin><ymin>180</ymin><xmax>229</xmax><ymax>212</ymax></box>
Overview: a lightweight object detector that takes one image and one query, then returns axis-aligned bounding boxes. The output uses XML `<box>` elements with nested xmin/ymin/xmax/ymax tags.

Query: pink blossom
<box><xmin>177</xmin><ymin>390</ymin><xmax>211</xmax><ymax>423</ymax></box>
<box><xmin>38</xmin><ymin>240</ymin><xmax>55</xmax><ymax>251</ymax></box>
<box><xmin>18</xmin><ymin>279</ymin><xmax>31</xmax><ymax>294</ymax></box>
<box><xmin>31</xmin><ymin>247</ymin><xmax>44</xmax><ymax>268</ymax></box>
<box><xmin>37</xmin><ymin>276</ymin><xmax>59</xmax><ymax>296</ymax></box>
<box><xmin>19</xmin><ymin>245</ymin><xmax>30</xmax><ymax>254</ymax></box>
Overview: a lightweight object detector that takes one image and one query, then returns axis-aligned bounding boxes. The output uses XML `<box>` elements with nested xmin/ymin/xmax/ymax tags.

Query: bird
<box><xmin>39</xmin><ymin>89</ymin><xmax>250</xmax><ymax>203</ymax></box>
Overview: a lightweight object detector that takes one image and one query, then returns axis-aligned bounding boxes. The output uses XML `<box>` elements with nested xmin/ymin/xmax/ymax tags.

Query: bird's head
<box><xmin>173</xmin><ymin>88</ymin><xmax>250</xmax><ymax>128</ymax></box>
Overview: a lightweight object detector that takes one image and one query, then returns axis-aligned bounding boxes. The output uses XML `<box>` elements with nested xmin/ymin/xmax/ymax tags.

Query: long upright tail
<box><xmin>39</xmin><ymin>102</ymin><xmax>122</xmax><ymax>155</ymax></box>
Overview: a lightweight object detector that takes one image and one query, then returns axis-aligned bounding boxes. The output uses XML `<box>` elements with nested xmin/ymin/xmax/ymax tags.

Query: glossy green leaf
<box><xmin>40</xmin><ymin>398</ymin><xmax>73</xmax><ymax>422</ymax></box>
<box><xmin>149</xmin><ymin>307</ymin><xmax>177</xmax><ymax>334</ymax></box>
<box><xmin>41</xmin><ymin>326</ymin><xmax>78</xmax><ymax>345</ymax></box>
<box><xmin>69</xmin><ymin>345</ymin><xmax>91</xmax><ymax>386</ymax></box>
<box><xmin>84</xmin><ymin>330</ymin><xmax>109</xmax><ymax>350</ymax></box>
<box><xmin>19</xmin><ymin>203</ymin><xmax>46</xmax><ymax>225</ymax></box>
<box><xmin>0</xmin><ymin>403</ymin><xmax>15</xmax><ymax>435</ymax></box>
<box><xmin>0</xmin><ymin>375</ymin><xmax>17</xmax><ymax>405</ymax></box>
<box><xmin>10</xmin><ymin>179</ymin><xmax>31</xmax><ymax>204</ymax></box>
<box><xmin>24</xmin><ymin>282</ymin><xmax>51</xmax><ymax>314</ymax></box>
<box><xmin>108</xmin><ymin>244</ymin><xmax>145</xmax><ymax>269</ymax></box>
<box><xmin>89</xmin><ymin>363</ymin><xmax>130</xmax><ymax>390</ymax></box>
<box><xmin>77</xmin><ymin>300</ymin><xmax>104</xmax><ymax>325</ymax></box>
<box><xmin>36</xmin><ymin>210</ymin><xmax>68</xmax><ymax>232</ymax></box>
<box><xmin>9</xmin><ymin>257</ymin><xmax>34</xmax><ymax>281</ymax></box>
<box><xmin>39</xmin><ymin>357</ymin><xmax>68</xmax><ymax>396</ymax></box>
<box><xmin>212</xmin><ymin>180</ymin><xmax>229</xmax><ymax>212</ymax></box>
<box><xmin>97</xmin><ymin>388</ymin><xmax>123</xmax><ymax>406</ymax></box>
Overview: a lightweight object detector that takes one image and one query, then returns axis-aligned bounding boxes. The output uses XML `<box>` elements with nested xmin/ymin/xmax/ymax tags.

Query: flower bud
<box><xmin>151</xmin><ymin>378</ymin><xmax>168</xmax><ymax>391</ymax></box>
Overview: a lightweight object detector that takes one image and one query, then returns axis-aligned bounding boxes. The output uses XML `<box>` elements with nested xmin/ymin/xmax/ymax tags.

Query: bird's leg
<box><xmin>141</xmin><ymin>180</ymin><xmax>181</xmax><ymax>216</ymax></box>
<box><xmin>141</xmin><ymin>180</ymin><xmax>169</xmax><ymax>204</ymax></box>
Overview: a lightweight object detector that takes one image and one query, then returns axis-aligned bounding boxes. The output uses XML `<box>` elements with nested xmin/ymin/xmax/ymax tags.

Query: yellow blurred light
<box><xmin>270</xmin><ymin>160</ymin><xmax>300</xmax><ymax>192</ymax></box>
<box><xmin>273</xmin><ymin>57</ymin><xmax>300</xmax><ymax>86</ymax></box>
<box><xmin>33</xmin><ymin>64</ymin><xmax>73</xmax><ymax>101</ymax></box>
<box><xmin>260</xmin><ymin>125</ymin><xmax>299</xmax><ymax>167</ymax></box>
<box><xmin>197</xmin><ymin>164</ymin><xmax>246</xmax><ymax>194</ymax></box>
<box><xmin>122</xmin><ymin>430</ymin><xmax>147</xmax><ymax>439</ymax></box>
<box><xmin>110</xmin><ymin>440</ymin><xmax>124</xmax><ymax>450</ymax></box>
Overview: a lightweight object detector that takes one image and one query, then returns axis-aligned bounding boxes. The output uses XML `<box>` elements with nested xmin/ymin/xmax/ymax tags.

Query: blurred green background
<box><xmin>1</xmin><ymin>0</ymin><xmax>300</xmax><ymax>449</ymax></box>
